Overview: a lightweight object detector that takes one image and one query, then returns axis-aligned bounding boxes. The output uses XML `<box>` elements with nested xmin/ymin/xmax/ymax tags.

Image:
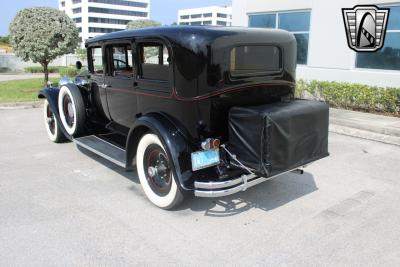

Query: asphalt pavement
<box><xmin>1</xmin><ymin>108</ymin><xmax>400</xmax><ymax>266</ymax></box>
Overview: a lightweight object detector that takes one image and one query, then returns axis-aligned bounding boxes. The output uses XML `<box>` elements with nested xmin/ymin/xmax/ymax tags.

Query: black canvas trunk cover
<box><xmin>228</xmin><ymin>100</ymin><xmax>329</xmax><ymax>176</ymax></box>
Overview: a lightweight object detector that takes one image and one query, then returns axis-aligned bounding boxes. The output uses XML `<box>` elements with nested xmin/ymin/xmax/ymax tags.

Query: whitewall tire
<box><xmin>136</xmin><ymin>133</ymin><xmax>184</xmax><ymax>209</ymax></box>
<box><xmin>43</xmin><ymin>100</ymin><xmax>65</xmax><ymax>143</ymax></box>
<box><xmin>58</xmin><ymin>85</ymin><xmax>85</xmax><ymax>137</ymax></box>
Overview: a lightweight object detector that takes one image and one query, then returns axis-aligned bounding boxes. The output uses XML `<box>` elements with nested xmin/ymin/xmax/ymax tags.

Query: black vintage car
<box><xmin>39</xmin><ymin>26</ymin><xmax>329</xmax><ymax>209</ymax></box>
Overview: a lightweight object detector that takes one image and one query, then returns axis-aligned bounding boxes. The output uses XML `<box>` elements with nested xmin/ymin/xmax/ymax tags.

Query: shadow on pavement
<box><xmin>77</xmin><ymin>145</ymin><xmax>139</xmax><ymax>184</ymax></box>
<box><xmin>77</xmin><ymin>145</ymin><xmax>318</xmax><ymax>217</ymax></box>
<box><xmin>181</xmin><ymin>172</ymin><xmax>317</xmax><ymax>217</ymax></box>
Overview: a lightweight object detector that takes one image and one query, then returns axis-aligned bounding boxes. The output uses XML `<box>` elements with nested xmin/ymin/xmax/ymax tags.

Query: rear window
<box><xmin>230</xmin><ymin>45</ymin><xmax>281</xmax><ymax>76</ymax></box>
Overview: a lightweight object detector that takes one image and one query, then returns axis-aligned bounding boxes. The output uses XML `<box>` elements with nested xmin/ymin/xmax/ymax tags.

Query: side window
<box><xmin>139</xmin><ymin>43</ymin><xmax>170</xmax><ymax>81</ymax></box>
<box><xmin>90</xmin><ymin>47</ymin><xmax>104</xmax><ymax>74</ymax></box>
<box><xmin>111</xmin><ymin>44</ymin><xmax>133</xmax><ymax>77</ymax></box>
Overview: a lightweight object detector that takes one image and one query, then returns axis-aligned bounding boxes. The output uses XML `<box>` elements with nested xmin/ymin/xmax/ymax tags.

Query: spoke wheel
<box><xmin>62</xmin><ymin>93</ymin><xmax>75</xmax><ymax>128</ymax></box>
<box><xmin>58</xmin><ymin>84</ymin><xmax>86</xmax><ymax>137</ymax></box>
<box><xmin>143</xmin><ymin>144</ymin><xmax>173</xmax><ymax>196</ymax></box>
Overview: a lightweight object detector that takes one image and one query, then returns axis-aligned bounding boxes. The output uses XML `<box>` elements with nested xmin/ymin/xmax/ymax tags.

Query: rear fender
<box><xmin>38</xmin><ymin>88</ymin><xmax>72</xmax><ymax>141</ymax></box>
<box><xmin>126</xmin><ymin>113</ymin><xmax>196</xmax><ymax>191</ymax></box>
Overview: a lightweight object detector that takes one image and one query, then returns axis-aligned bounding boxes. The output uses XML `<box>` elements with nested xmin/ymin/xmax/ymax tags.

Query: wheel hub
<box><xmin>148</xmin><ymin>166</ymin><xmax>158</xmax><ymax>178</ymax></box>
<box><xmin>67</xmin><ymin>103</ymin><xmax>74</xmax><ymax>118</ymax></box>
<box><xmin>143</xmin><ymin>144</ymin><xmax>172</xmax><ymax>196</ymax></box>
<box><xmin>62</xmin><ymin>94</ymin><xmax>75</xmax><ymax>127</ymax></box>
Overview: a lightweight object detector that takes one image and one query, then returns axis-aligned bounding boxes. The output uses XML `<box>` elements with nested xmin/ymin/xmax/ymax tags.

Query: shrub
<box><xmin>24</xmin><ymin>66</ymin><xmax>61</xmax><ymax>73</ymax></box>
<box><xmin>24</xmin><ymin>65</ymin><xmax>79</xmax><ymax>77</ymax></box>
<box><xmin>0</xmin><ymin>67</ymin><xmax>11</xmax><ymax>73</ymax></box>
<box><xmin>59</xmin><ymin>66</ymin><xmax>79</xmax><ymax>77</ymax></box>
<box><xmin>296</xmin><ymin>80</ymin><xmax>400</xmax><ymax>115</ymax></box>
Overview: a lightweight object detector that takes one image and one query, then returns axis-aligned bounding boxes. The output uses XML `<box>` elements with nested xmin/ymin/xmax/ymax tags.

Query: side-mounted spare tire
<box><xmin>58</xmin><ymin>84</ymin><xmax>86</xmax><ymax>137</ymax></box>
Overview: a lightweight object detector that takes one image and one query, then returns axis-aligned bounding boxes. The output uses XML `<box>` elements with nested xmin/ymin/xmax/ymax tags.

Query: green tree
<box><xmin>0</xmin><ymin>36</ymin><xmax>9</xmax><ymax>44</ymax></box>
<box><xmin>9</xmin><ymin>7</ymin><xmax>79</xmax><ymax>84</ymax></box>
<box><xmin>75</xmin><ymin>47</ymin><xmax>87</xmax><ymax>62</ymax></box>
<box><xmin>126</xmin><ymin>19</ymin><xmax>162</xmax><ymax>30</ymax></box>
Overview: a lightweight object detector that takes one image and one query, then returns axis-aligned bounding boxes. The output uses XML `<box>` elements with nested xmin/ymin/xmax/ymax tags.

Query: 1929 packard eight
<box><xmin>39</xmin><ymin>26</ymin><xmax>329</xmax><ymax>209</ymax></box>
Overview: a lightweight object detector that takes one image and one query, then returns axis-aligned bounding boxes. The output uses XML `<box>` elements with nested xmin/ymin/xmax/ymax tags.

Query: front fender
<box><xmin>126</xmin><ymin>113</ymin><xmax>196</xmax><ymax>191</ymax></box>
<box><xmin>38</xmin><ymin>87</ymin><xmax>72</xmax><ymax>141</ymax></box>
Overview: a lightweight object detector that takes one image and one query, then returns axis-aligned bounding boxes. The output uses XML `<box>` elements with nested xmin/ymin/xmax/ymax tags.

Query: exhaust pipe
<box><xmin>291</xmin><ymin>169</ymin><xmax>304</xmax><ymax>175</ymax></box>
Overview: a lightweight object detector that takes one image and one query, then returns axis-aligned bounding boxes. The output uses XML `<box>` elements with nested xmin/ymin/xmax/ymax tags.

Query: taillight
<box><xmin>212</xmin><ymin>139</ymin><xmax>220</xmax><ymax>148</ymax></box>
<box><xmin>201</xmin><ymin>138</ymin><xmax>220</xmax><ymax>150</ymax></box>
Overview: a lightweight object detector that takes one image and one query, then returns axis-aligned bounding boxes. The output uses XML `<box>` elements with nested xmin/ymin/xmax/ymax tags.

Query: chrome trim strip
<box><xmin>194</xmin><ymin>174</ymin><xmax>257</xmax><ymax>190</ymax></box>
<box><xmin>195</xmin><ymin>177</ymin><xmax>270</xmax><ymax>198</ymax></box>
<box><xmin>194</xmin><ymin>169</ymin><xmax>296</xmax><ymax>198</ymax></box>
<box><xmin>74</xmin><ymin>138</ymin><xmax>126</xmax><ymax>168</ymax></box>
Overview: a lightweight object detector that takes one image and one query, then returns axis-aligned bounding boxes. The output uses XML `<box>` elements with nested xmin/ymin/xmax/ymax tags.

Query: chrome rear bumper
<box><xmin>194</xmin><ymin>170</ymin><xmax>296</xmax><ymax>198</ymax></box>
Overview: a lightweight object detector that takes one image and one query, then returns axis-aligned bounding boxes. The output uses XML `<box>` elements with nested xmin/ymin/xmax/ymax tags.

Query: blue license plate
<box><xmin>191</xmin><ymin>149</ymin><xmax>220</xmax><ymax>171</ymax></box>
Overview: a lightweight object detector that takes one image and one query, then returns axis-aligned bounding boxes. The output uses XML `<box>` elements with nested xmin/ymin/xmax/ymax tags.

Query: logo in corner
<box><xmin>342</xmin><ymin>5</ymin><xmax>390</xmax><ymax>52</ymax></box>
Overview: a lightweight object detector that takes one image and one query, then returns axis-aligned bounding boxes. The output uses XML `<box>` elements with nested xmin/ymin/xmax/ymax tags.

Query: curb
<box><xmin>0</xmin><ymin>101</ymin><xmax>43</xmax><ymax>110</ymax></box>
<box><xmin>330</xmin><ymin>114</ymin><xmax>400</xmax><ymax>138</ymax></box>
<box><xmin>1</xmin><ymin>102</ymin><xmax>399</xmax><ymax>146</ymax></box>
<box><xmin>330</xmin><ymin>124</ymin><xmax>400</xmax><ymax>146</ymax></box>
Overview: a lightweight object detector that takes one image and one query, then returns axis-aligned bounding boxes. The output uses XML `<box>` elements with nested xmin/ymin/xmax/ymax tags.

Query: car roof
<box><xmin>85</xmin><ymin>26</ymin><xmax>294</xmax><ymax>46</ymax></box>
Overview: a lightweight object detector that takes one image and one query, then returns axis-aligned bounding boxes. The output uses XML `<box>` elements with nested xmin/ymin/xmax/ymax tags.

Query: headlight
<box><xmin>74</xmin><ymin>76</ymin><xmax>89</xmax><ymax>86</ymax></box>
<box><xmin>59</xmin><ymin>76</ymin><xmax>73</xmax><ymax>86</ymax></box>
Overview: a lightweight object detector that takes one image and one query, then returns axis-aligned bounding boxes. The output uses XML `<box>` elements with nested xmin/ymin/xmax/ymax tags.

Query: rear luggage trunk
<box><xmin>228</xmin><ymin>100</ymin><xmax>329</xmax><ymax>176</ymax></box>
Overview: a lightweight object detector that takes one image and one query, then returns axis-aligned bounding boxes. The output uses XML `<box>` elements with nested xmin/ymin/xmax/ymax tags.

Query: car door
<box><xmin>88</xmin><ymin>45</ymin><xmax>111</xmax><ymax>121</ymax></box>
<box><xmin>134</xmin><ymin>40</ymin><xmax>172</xmax><ymax>102</ymax></box>
<box><xmin>104</xmin><ymin>41</ymin><xmax>137</xmax><ymax>131</ymax></box>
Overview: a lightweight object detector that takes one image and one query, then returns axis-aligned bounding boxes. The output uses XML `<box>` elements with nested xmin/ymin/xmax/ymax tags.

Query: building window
<box><xmin>217</xmin><ymin>13</ymin><xmax>227</xmax><ymax>18</ymax></box>
<box><xmin>356</xmin><ymin>5</ymin><xmax>400</xmax><ymax>71</ymax></box>
<box><xmin>78</xmin><ymin>27</ymin><xmax>82</xmax><ymax>33</ymax></box>
<box><xmin>191</xmin><ymin>21</ymin><xmax>202</xmax><ymax>26</ymax></box>
<box><xmin>180</xmin><ymin>15</ymin><xmax>189</xmax><ymax>20</ymax></box>
<box><xmin>73</xmin><ymin>7</ymin><xmax>81</xmax><ymax>14</ymax></box>
<box><xmin>61</xmin><ymin>1</ymin><xmax>65</xmax><ymax>7</ymax></box>
<box><xmin>203</xmin><ymin>21</ymin><xmax>212</xmax><ymax>25</ymax></box>
<box><xmin>217</xmin><ymin>21</ymin><xmax>227</xmax><ymax>26</ymax></box>
<box><xmin>180</xmin><ymin>22</ymin><xmax>189</xmax><ymax>25</ymax></box>
<box><xmin>88</xmin><ymin>7</ymin><xmax>147</xmax><ymax>17</ymax></box>
<box><xmin>73</xmin><ymin>17</ymin><xmax>82</xmax><ymax>23</ymax></box>
<box><xmin>249</xmin><ymin>10</ymin><xmax>311</xmax><ymax>65</ymax></box>
<box><xmin>72</xmin><ymin>0</ymin><xmax>81</xmax><ymax>4</ymax></box>
<box><xmin>203</xmin><ymin>13</ymin><xmax>212</xmax><ymax>18</ymax></box>
<box><xmin>89</xmin><ymin>17</ymin><xmax>130</xmax><ymax>25</ymax></box>
<box><xmin>191</xmin><ymin>14</ymin><xmax>201</xmax><ymax>19</ymax></box>
<box><xmin>89</xmin><ymin>27</ymin><xmax>122</xmax><ymax>33</ymax></box>
<box><xmin>248</xmin><ymin>14</ymin><xmax>276</xmax><ymax>28</ymax></box>
<box><xmin>88</xmin><ymin>0</ymin><xmax>148</xmax><ymax>8</ymax></box>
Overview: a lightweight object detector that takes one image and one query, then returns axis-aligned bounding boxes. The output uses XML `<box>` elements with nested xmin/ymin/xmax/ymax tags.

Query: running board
<box><xmin>74</xmin><ymin>135</ymin><xmax>126</xmax><ymax>168</ymax></box>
